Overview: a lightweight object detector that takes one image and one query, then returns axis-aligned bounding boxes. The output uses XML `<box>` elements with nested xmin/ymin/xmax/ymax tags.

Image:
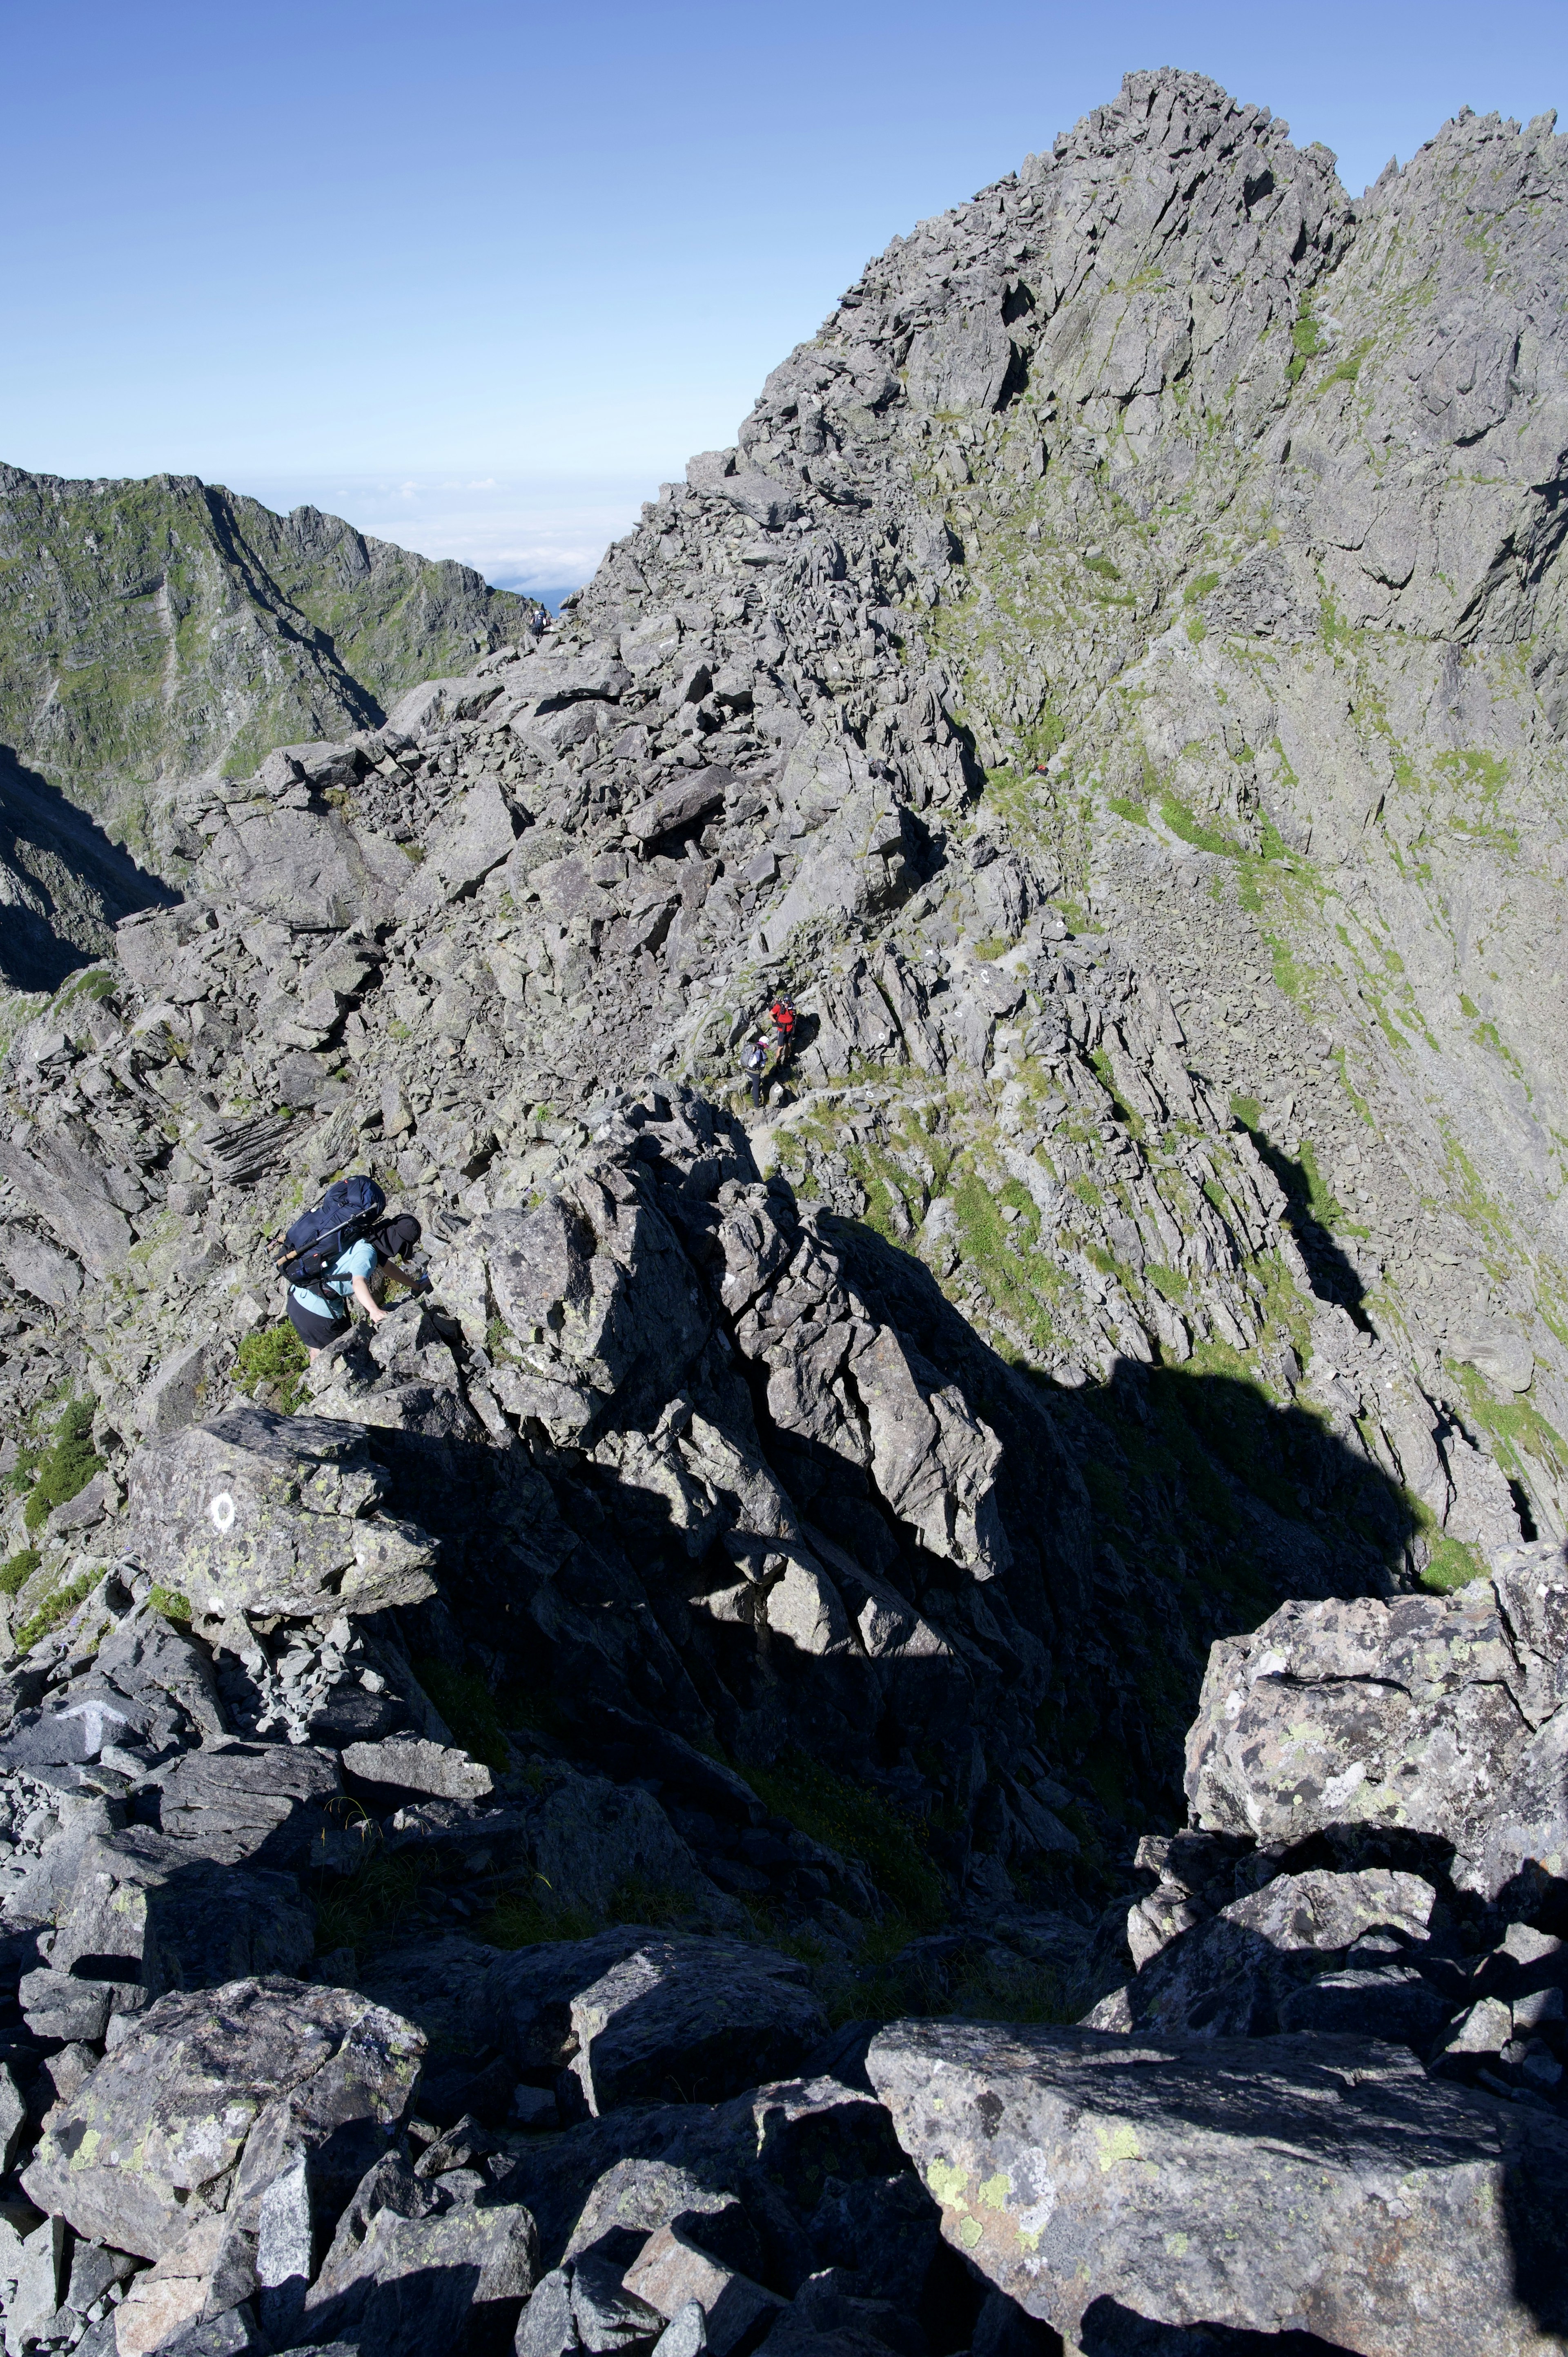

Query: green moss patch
<box><xmin>0</xmin><ymin>1550</ymin><xmax>40</xmax><ymax>1599</ymax></box>
<box><xmin>14</xmin><ymin>1571</ymin><xmax>96</xmax><ymax>1656</ymax></box>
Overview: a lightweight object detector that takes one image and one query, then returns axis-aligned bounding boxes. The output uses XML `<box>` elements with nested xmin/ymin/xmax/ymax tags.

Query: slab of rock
<box><xmin>0</xmin><ymin>1226</ymin><xmax>82</xmax><ymax>1312</ymax></box>
<box><xmin>624</xmin><ymin>2223</ymin><xmax>785</xmax><ymax>2357</ymax></box>
<box><xmin>524</xmin><ymin>1768</ymin><xmax>712</xmax><ymax>1920</ymax></box>
<box><xmin>156</xmin><ymin>1742</ymin><xmax>343</xmax><ymax>1866</ymax></box>
<box><xmin>0</xmin><ymin>1131</ymin><xmax>133</xmax><ymax>1276</ymax></box>
<box><xmin>1450</xmin><ymin>1322</ymin><xmax>1535</xmax><ymax>1395</ymax></box>
<box><xmin>341</xmin><ymin>1736</ymin><xmax>492</xmax><ymax>1802</ymax></box>
<box><xmin>868</xmin><ymin>2020</ymin><xmax>1568</xmax><ymax>2356</ymax></box>
<box><xmin>303</xmin><ymin>2189</ymin><xmax>538</xmax><ymax>2354</ymax></box>
<box><xmin>356</xmin><ymin>1929</ymin><xmax>819</xmax><ymax>2111</ymax></box>
<box><xmin>1185</xmin><ymin>1554</ymin><xmax>1568</xmax><ymax>1898</ymax></box>
<box><xmin>137</xmin><ymin>1341</ymin><xmax>223</xmax><ymax>1442</ymax></box>
<box><xmin>49</xmin><ymin>1829</ymin><xmax>316</xmax><ymax>2008</ymax></box>
<box><xmin>1086</xmin><ymin>1869</ymin><xmax>1437</xmax><ymax>2039</ymax></box>
<box><xmin>567</xmin><ymin>1939</ymin><xmax>826</xmax><ymax>2115</ymax></box>
<box><xmin>24</xmin><ymin>1976</ymin><xmax>423</xmax><ymax>2261</ymax></box>
<box><xmin>120</xmin><ymin>1409</ymin><xmax>439</xmax><ymax>1625</ymax></box>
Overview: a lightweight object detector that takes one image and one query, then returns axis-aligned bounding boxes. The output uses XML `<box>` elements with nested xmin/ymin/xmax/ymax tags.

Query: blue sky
<box><xmin>5</xmin><ymin>1</ymin><xmax>1564</xmax><ymax>594</ymax></box>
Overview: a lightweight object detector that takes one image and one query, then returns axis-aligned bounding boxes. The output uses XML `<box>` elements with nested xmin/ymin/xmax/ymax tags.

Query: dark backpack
<box><xmin>274</xmin><ymin>1175</ymin><xmax>387</xmax><ymax>1289</ymax></box>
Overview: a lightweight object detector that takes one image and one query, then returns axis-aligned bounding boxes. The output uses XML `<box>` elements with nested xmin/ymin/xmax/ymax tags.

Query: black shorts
<box><xmin>286</xmin><ymin>1292</ymin><xmax>351</xmax><ymax>1350</ymax></box>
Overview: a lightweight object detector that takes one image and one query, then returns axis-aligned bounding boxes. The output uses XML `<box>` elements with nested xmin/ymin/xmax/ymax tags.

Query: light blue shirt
<box><xmin>291</xmin><ymin>1236</ymin><xmax>377</xmax><ymax>1319</ymax></box>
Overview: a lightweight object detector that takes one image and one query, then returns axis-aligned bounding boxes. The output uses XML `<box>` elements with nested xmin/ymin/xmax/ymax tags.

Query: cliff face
<box><xmin>0</xmin><ymin>71</ymin><xmax>1566</xmax><ymax>2357</ymax></box>
<box><xmin>0</xmin><ymin>465</ymin><xmax>539</xmax><ymax>872</ymax></box>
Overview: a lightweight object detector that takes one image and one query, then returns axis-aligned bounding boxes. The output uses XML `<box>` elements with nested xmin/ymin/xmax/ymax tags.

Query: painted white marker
<box><xmin>209</xmin><ymin>1492</ymin><xmax>236</xmax><ymax>1534</ymax></box>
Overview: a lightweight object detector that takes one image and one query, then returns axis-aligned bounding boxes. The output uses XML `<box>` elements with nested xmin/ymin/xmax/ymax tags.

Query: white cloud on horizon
<box><xmin>238</xmin><ymin>468</ymin><xmax>665</xmax><ymax>594</ymax></box>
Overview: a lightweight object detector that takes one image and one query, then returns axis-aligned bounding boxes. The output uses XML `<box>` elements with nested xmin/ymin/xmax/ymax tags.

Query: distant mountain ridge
<box><xmin>0</xmin><ymin>465</ymin><xmax>539</xmax><ymax>870</ymax></box>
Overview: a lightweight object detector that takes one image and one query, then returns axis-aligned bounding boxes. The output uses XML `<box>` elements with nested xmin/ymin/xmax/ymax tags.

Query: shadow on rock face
<box><xmin>1077</xmin><ymin>2296</ymin><xmax>1358</xmax><ymax>2353</ymax></box>
<box><xmin>1236</xmin><ymin>1121</ymin><xmax>1367</xmax><ymax>1329</ymax></box>
<box><xmin>329</xmin><ymin>1106</ymin><xmax>1421</xmax><ymax>1892</ymax></box>
<box><xmin>0</xmin><ymin>745</ymin><xmax>178</xmax><ymax>992</ymax></box>
<box><xmin>815</xmin><ymin>1210</ymin><xmax>1420</xmax><ymax>1822</ymax></box>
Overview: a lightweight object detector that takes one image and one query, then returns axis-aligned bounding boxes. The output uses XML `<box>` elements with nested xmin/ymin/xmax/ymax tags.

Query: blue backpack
<box><xmin>274</xmin><ymin>1175</ymin><xmax>387</xmax><ymax>1289</ymax></box>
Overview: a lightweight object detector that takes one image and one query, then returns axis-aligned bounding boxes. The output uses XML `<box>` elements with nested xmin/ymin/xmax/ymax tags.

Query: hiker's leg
<box><xmin>287</xmin><ymin>1293</ymin><xmax>349</xmax><ymax>1363</ymax></box>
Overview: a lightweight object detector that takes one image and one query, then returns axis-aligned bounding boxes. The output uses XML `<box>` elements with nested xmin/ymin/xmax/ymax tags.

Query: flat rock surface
<box><xmin>867</xmin><ymin>2020</ymin><xmax>1568</xmax><ymax>2356</ymax></box>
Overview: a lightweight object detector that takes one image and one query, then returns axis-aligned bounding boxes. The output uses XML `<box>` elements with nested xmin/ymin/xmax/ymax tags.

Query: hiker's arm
<box><xmin>351</xmin><ymin>1272</ymin><xmax>388</xmax><ymax>1323</ymax></box>
<box><xmin>381</xmin><ymin>1262</ymin><xmax>425</xmax><ymax>1296</ymax></box>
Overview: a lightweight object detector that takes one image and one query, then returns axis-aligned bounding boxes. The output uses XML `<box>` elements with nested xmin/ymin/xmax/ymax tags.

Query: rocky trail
<box><xmin>0</xmin><ymin>64</ymin><xmax>1565</xmax><ymax>2357</ymax></box>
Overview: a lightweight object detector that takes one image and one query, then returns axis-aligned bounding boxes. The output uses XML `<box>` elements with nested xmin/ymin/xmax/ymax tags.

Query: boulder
<box><xmin>196</xmin><ymin>805</ymin><xmax>403</xmax><ymax>932</ymax></box>
<box><xmin>48</xmin><ymin>1829</ymin><xmax>316</xmax><ymax>2016</ymax></box>
<box><xmin>1185</xmin><ymin>1557</ymin><xmax>1568</xmax><ymax>1898</ymax></box>
<box><xmin>0</xmin><ymin>1226</ymin><xmax>82</xmax><ymax>1311</ymax></box>
<box><xmin>301</xmin><ymin>2154</ymin><xmax>538</xmax><ymax>2356</ymax></box>
<box><xmin>1085</xmin><ymin>1869</ymin><xmax>1438</xmax><ymax>2038</ymax></box>
<box><xmin>867</xmin><ymin>2019</ymin><xmax>1568</xmax><ymax>2356</ymax></box>
<box><xmin>341</xmin><ymin>1736</ymin><xmax>492</xmax><ymax>1801</ymax></box>
<box><xmin>624</xmin><ymin>2225</ymin><xmax>785</xmax><ymax>2357</ymax></box>
<box><xmin>524</xmin><ymin>1768</ymin><xmax>713</xmax><ymax>1919</ymax></box>
<box><xmin>566</xmin><ymin>1939</ymin><xmax>826</xmax><ymax>2116</ymax></box>
<box><xmin>1449</xmin><ymin>1322</ymin><xmax>1535</xmax><ymax>1396</ymax></box>
<box><xmin>0</xmin><ymin>1132</ymin><xmax>133</xmax><ymax>1276</ymax></box>
<box><xmin>120</xmin><ymin>1409</ymin><xmax>440</xmax><ymax>1624</ymax></box>
<box><xmin>24</xmin><ymin>1976</ymin><xmax>423</xmax><ymax>2263</ymax></box>
<box><xmin>137</xmin><ymin>1342</ymin><xmax>223</xmax><ymax>1442</ymax></box>
<box><xmin>156</xmin><ymin>1742</ymin><xmax>343</xmax><ymax>1866</ymax></box>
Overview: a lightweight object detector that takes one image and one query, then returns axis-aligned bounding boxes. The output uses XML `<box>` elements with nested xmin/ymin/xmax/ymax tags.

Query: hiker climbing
<box><xmin>275</xmin><ymin>1177</ymin><xmax>429</xmax><ymax>1360</ymax></box>
<box><xmin>769</xmin><ymin>991</ymin><xmax>798</xmax><ymax>1072</ymax></box>
<box><xmin>741</xmin><ymin>1031</ymin><xmax>772</xmax><ymax>1109</ymax></box>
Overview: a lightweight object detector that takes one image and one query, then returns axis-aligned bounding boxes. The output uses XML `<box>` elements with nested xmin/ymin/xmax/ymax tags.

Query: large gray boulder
<box><xmin>120</xmin><ymin>1409</ymin><xmax>440</xmax><ymax>1625</ymax></box>
<box><xmin>867</xmin><ymin>2019</ymin><xmax>1568</xmax><ymax>2355</ymax></box>
<box><xmin>0</xmin><ymin>1128</ymin><xmax>133</xmax><ymax>1276</ymax></box>
<box><xmin>156</xmin><ymin>1742</ymin><xmax>344</xmax><ymax>1866</ymax></box>
<box><xmin>438</xmin><ymin>1170</ymin><xmax>712</xmax><ymax>1441</ymax></box>
<box><xmin>1185</xmin><ymin>1549</ymin><xmax>1568</xmax><ymax>1899</ymax></box>
<box><xmin>565</xmin><ymin>1938</ymin><xmax>827</xmax><ymax>2116</ymax></box>
<box><xmin>24</xmin><ymin>1976</ymin><xmax>423</xmax><ymax>2263</ymax></box>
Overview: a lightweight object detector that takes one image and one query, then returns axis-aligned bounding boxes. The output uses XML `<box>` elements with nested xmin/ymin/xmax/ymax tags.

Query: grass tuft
<box><xmin>237</xmin><ymin>1324</ymin><xmax>309</xmax><ymax>1414</ymax></box>
<box><xmin>21</xmin><ymin>1398</ymin><xmax>102</xmax><ymax>1534</ymax></box>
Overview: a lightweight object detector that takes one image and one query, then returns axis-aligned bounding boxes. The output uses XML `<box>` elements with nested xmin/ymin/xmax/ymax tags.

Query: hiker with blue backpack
<box><xmin>276</xmin><ymin>1177</ymin><xmax>430</xmax><ymax>1360</ymax></box>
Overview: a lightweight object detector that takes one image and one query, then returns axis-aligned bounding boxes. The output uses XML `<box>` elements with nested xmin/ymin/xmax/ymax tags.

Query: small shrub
<box><xmin>416</xmin><ymin>1661</ymin><xmax>509</xmax><ymax>1773</ymax></box>
<box><xmin>236</xmin><ymin>1324</ymin><xmax>309</xmax><ymax>1414</ymax></box>
<box><xmin>147</xmin><ymin>1585</ymin><xmax>192</xmax><ymax>1622</ymax></box>
<box><xmin>0</xmin><ymin>1550</ymin><xmax>40</xmax><ymax>1598</ymax></box>
<box><xmin>22</xmin><ymin>1399</ymin><xmax>102</xmax><ymax>1533</ymax></box>
<box><xmin>14</xmin><ymin>1572</ymin><xmax>96</xmax><ymax>1656</ymax></box>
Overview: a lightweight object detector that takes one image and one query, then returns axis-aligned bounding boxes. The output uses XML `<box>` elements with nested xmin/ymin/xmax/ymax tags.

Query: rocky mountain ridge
<box><xmin>0</xmin><ymin>466</ymin><xmax>541</xmax><ymax>988</ymax></box>
<box><xmin>0</xmin><ymin>64</ymin><xmax>1563</xmax><ymax>2357</ymax></box>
